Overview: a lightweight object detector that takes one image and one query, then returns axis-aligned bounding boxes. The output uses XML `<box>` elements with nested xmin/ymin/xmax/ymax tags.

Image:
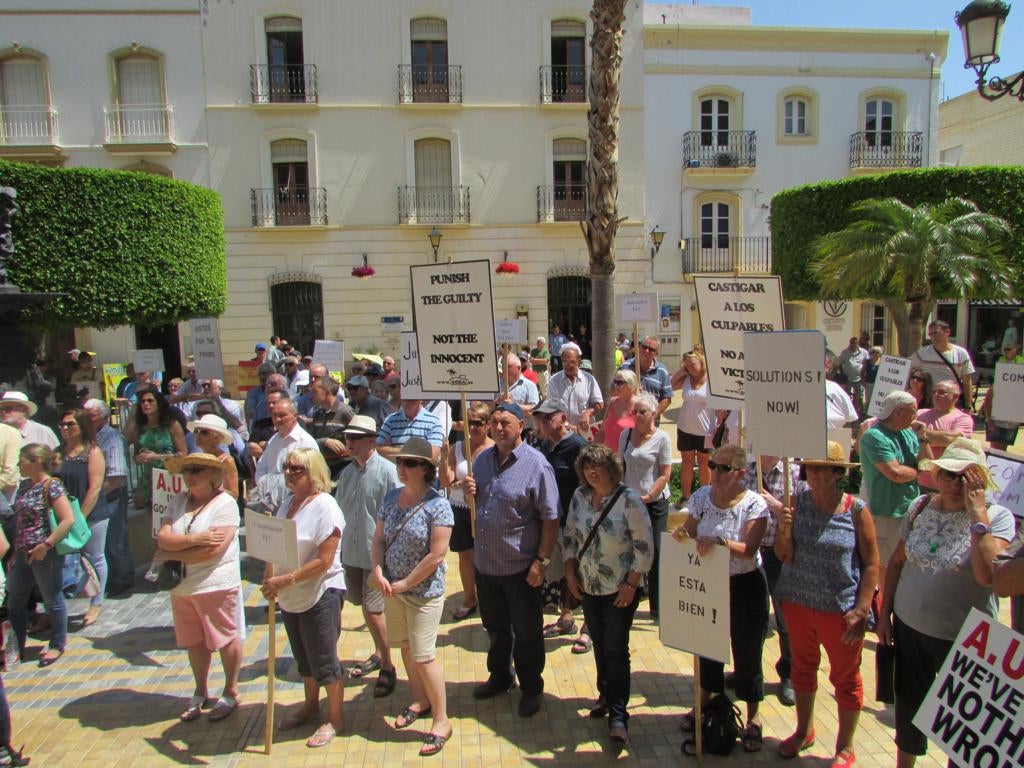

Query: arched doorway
<box><xmin>547</xmin><ymin>272</ymin><xmax>592</xmax><ymax>356</ymax></box>
<box><xmin>270</xmin><ymin>275</ymin><xmax>324</xmax><ymax>356</ymax></box>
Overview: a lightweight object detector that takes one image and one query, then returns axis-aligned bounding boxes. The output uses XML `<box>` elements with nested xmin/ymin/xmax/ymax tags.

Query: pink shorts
<box><xmin>171</xmin><ymin>589</ymin><xmax>239</xmax><ymax>651</ymax></box>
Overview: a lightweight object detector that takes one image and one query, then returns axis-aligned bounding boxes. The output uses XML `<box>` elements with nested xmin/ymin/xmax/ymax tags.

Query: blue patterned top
<box><xmin>563</xmin><ymin>485</ymin><xmax>655</xmax><ymax>597</ymax></box>
<box><xmin>776</xmin><ymin>491</ymin><xmax>864</xmax><ymax>614</ymax></box>
<box><xmin>377</xmin><ymin>487</ymin><xmax>453</xmax><ymax>598</ymax></box>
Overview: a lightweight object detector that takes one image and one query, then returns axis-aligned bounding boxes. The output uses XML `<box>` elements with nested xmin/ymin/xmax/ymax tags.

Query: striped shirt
<box><xmin>96</xmin><ymin>423</ymin><xmax>128</xmax><ymax>480</ymax></box>
<box><xmin>376</xmin><ymin>406</ymin><xmax>444</xmax><ymax>448</ymax></box>
<box><xmin>743</xmin><ymin>459</ymin><xmax>806</xmax><ymax>547</ymax></box>
<box><xmin>472</xmin><ymin>441</ymin><xmax>559</xmax><ymax>576</ymax></box>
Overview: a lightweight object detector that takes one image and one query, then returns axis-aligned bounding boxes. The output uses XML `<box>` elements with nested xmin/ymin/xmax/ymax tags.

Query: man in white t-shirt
<box><xmin>911</xmin><ymin>319</ymin><xmax>975</xmax><ymax>411</ymax></box>
<box><xmin>823</xmin><ymin>352</ymin><xmax>857</xmax><ymax>428</ymax></box>
<box><xmin>253</xmin><ymin>400</ymin><xmax>318</xmax><ymax>481</ymax></box>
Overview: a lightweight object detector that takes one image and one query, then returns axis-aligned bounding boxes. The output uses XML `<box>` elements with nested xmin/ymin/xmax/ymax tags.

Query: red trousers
<box><xmin>782</xmin><ymin>601</ymin><xmax>864</xmax><ymax>711</ymax></box>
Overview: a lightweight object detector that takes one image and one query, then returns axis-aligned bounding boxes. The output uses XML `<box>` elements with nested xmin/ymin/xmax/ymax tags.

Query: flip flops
<box><xmin>208</xmin><ymin>695</ymin><xmax>239</xmax><ymax>722</ymax></box>
<box><xmin>180</xmin><ymin>695</ymin><xmax>210</xmax><ymax>722</ymax></box>
<box><xmin>306</xmin><ymin>723</ymin><xmax>336</xmax><ymax>749</ymax></box>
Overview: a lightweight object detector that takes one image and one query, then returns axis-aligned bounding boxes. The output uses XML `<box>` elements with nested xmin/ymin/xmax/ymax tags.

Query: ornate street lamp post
<box><xmin>955</xmin><ymin>0</ymin><xmax>1023</xmax><ymax>101</ymax></box>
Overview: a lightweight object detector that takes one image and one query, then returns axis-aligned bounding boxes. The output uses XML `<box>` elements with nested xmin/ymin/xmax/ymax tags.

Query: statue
<box><xmin>0</xmin><ymin>186</ymin><xmax>18</xmax><ymax>288</ymax></box>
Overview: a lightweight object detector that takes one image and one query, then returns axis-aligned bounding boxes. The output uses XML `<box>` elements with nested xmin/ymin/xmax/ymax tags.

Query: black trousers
<box><xmin>761</xmin><ymin>547</ymin><xmax>792</xmax><ymax>680</ymax></box>
<box><xmin>645</xmin><ymin>498</ymin><xmax>669</xmax><ymax>616</ymax></box>
<box><xmin>699</xmin><ymin>568</ymin><xmax>769</xmax><ymax>703</ymax></box>
<box><xmin>281</xmin><ymin>587</ymin><xmax>344</xmax><ymax>686</ymax></box>
<box><xmin>476</xmin><ymin>568</ymin><xmax>546</xmax><ymax>696</ymax></box>
<box><xmin>582</xmin><ymin>590</ymin><xmax>641</xmax><ymax>727</ymax></box>
<box><xmin>893</xmin><ymin>614</ymin><xmax>953</xmax><ymax>756</ymax></box>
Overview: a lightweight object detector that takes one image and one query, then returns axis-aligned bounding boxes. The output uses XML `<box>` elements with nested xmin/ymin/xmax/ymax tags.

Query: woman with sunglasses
<box><xmin>124</xmin><ymin>386</ymin><xmax>186</xmax><ymax>509</ymax></box>
<box><xmin>594</xmin><ymin>370</ymin><xmax>637</xmax><ymax>452</ymax></box>
<box><xmin>261</xmin><ymin>447</ymin><xmax>345</xmax><ymax>748</ymax></box>
<box><xmin>186</xmin><ymin>414</ymin><xmax>239</xmax><ymax>501</ymax></box>
<box><xmin>372</xmin><ymin>437</ymin><xmax>454</xmax><ymax>757</ymax></box>
<box><xmin>619</xmin><ymin>392</ymin><xmax>671</xmax><ymax>621</ymax></box>
<box><xmin>444</xmin><ymin>401</ymin><xmax>493</xmax><ymax>621</ymax></box>
<box><xmin>7</xmin><ymin>444</ymin><xmax>76</xmax><ymax>667</ymax></box>
<box><xmin>157</xmin><ymin>452</ymin><xmax>242</xmax><ymax>723</ymax></box>
<box><xmin>876</xmin><ymin>438</ymin><xmax>1012</xmax><ymax>768</ymax></box>
<box><xmin>56</xmin><ymin>409</ymin><xmax>107</xmax><ymax>627</ymax></box>
<box><xmin>676</xmin><ymin>443</ymin><xmax>769</xmax><ymax>752</ymax></box>
<box><xmin>670</xmin><ymin>350</ymin><xmax>714</xmax><ymax>506</ymax></box>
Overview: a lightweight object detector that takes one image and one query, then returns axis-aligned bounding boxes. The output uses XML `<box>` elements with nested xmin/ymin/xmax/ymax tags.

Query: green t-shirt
<box><xmin>530</xmin><ymin>347</ymin><xmax>550</xmax><ymax>373</ymax></box>
<box><xmin>859</xmin><ymin>423</ymin><xmax>920</xmax><ymax>518</ymax></box>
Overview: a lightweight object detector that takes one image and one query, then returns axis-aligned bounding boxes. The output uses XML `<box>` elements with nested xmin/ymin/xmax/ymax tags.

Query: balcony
<box><xmin>540</xmin><ymin>65</ymin><xmax>589</xmax><ymax>104</ymax></box>
<box><xmin>250</xmin><ymin>64</ymin><xmax>318</xmax><ymax>105</ymax></box>
<box><xmin>0</xmin><ymin>106</ymin><xmax>63</xmax><ymax>162</ymax></box>
<box><xmin>398</xmin><ymin>186</ymin><xmax>470</xmax><ymax>225</ymax></box>
<box><xmin>681</xmin><ymin>236</ymin><xmax>772</xmax><ymax>275</ymax></box>
<box><xmin>398</xmin><ymin>65</ymin><xmax>462</xmax><ymax>105</ymax></box>
<box><xmin>682</xmin><ymin>130</ymin><xmax>756</xmax><ymax>174</ymax></box>
<box><xmin>103</xmin><ymin>104</ymin><xmax>175</xmax><ymax>153</ymax></box>
<box><xmin>537</xmin><ymin>184</ymin><xmax>588</xmax><ymax>223</ymax></box>
<box><xmin>250</xmin><ymin>187</ymin><xmax>328</xmax><ymax>227</ymax></box>
<box><xmin>849</xmin><ymin>131</ymin><xmax>923</xmax><ymax>170</ymax></box>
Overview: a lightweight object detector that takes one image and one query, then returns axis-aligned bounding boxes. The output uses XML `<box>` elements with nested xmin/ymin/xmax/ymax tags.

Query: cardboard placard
<box><xmin>659</xmin><ymin>533</ymin><xmax>731</xmax><ymax>663</ymax></box>
<box><xmin>151</xmin><ymin>468</ymin><xmax>184</xmax><ymax>537</ymax></box>
<box><xmin>992</xmin><ymin>362</ymin><xmax>1024</xmax><ymax>423</ymax></box>
<box><xmin>399</xmin><ymin>333</ymin><xmax>495</xmax><ymax>401</ymax></box>
<box><xmin>244</xmin><ymin>510</ymin><xmax>300</xmax><ymax>571</ymax></box>
<box><xmin>312</xmin><ymin>340</ymin><xmax>346</xmax><ymax>373</ymax></box>
<box><xmin>236</xmin><ymin>360</ymin><xmax>260</xmax><ymax>392</ymax></box>
<box><xmin>986</xmin><ymin>449</ymin><xmax>1024</xmax><ymax>520</ymax></box>
<box><xmin>134</xmin><ymin>348</ymin><xmax>166</xmax><ymax>374</ymax></box>
<box><xmin>494</xmin><ymin>318</ymin><xmax>528</xmax><ymax>345</ymax></box>
<box><xmin>616</xmin><ymin>292</ymin><xmax>659</xmax><ymax>324</ymax></box>
<box><xmin>743</xmin><ymin>331</ymin><xmax>828</xmax><ymax>460</ymax></box>
<box><xmin>189</xmin><ymin>318</ymin><xmax>224</xmax><ymax>381</ymax></box>
<box><xmin>102</xmin><ymin>363</ymin><xmax>128</xmax><ymax>403</ymax></box>
<box><xmin>913</xmin><ymin>609</ymin><xmax>1024</xmax><ymax>768</ymax></box>
<box><xmin>867</xmin><ymin>355</ymin><xmax>912</xmax><ymax>417</ymax></box>
<box><xmin>693</xmin><ymin>275</ymin><xmax>785</xmax><ymax>402</ymax></box>
<box><xmin>410</xmin><ymin>260</ymin><xmax>499</xmax><ymax>393</ymax></box>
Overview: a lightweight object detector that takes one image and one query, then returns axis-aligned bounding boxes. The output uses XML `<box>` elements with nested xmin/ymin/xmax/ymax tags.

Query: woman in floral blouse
<box><xmin>564</xmin><ymin>442</ymin><xmax>654</xmax><ymax>745</ymax></box>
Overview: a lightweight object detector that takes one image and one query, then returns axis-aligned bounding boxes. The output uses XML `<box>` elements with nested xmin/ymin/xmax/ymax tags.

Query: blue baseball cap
<box><xmin>255</xmin><ymin>342</ymin><xmax>267</xmax><ymax>351</ymax></box>
<box><xmin>493</xmin><ymin>402</ymin><xmax>524</xmax><ymax>420</ymax></box>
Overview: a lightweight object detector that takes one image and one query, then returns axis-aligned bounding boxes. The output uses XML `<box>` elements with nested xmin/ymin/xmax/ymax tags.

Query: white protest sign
<box><xmin>399</xmin><ymin>332</ymin><xmax>496</xmax><ymax>401</ymax></box>
<box><xmin>913</xmin><ymin>608</ymin><xmax>1024</xmax><ymax>768</ymax></box>
<box><xmin>659</xmin><ymin>533</ymin><xmax>730</xmax><ymax>663</ymax></box>
<box><xmin>494</xmin><ymin>318</ymin><xmax>527</xmax><ymax>345</ymax></box>
<box><xmin>867</xmin><ymin>355</ymin><xmax>912</xmax><ymax>417</ymax></box>
<box><xmin>134</xmin><ymin>348</ymin><xmax>166</xmax><ymax>373</ymax></box>
<box><xmin>410</xmin><ymin>260</ymin><xmax>500</xmax><ymax>393</ymax></box>
<box><xmin>189</xmin><ymin>317</ymin><xmax>224</xmax><ymax>381</ymax></box>
<box><xmin>312</xmin><ymin>340</ymin><xmax>345</xmax><ymax>373</ymax></box>
<box><xmin>244</xmin><ymin>510</ymin><xmax>300</xmax><ymax>571</ymax></box>
<box><xmin>992</xmin><ymin>362</ymin><xmax>1024</xmax><ymax>423</ymax></box>
<box><xmin>743</xmin><ymin>331</ymin><xmax>828</xmax><ymax>460</ymax></box>
<box><xmin>693</xmin><ymin>275</ymin><xmax>785</xmax><ymax>402</ymax></box>
<box><xmin>151</xmin><ymin>468</ymin><xmax>183</xmax><ymax>537</ymax></box>
<box><xmin>616</xmin><ymin>292</ymin><xmax>659</xmax><ymax>324</ymax></box>
<box><xmin>986</xmin><ymin>449</ymin><xmax>1024</xmax><ymax>520</ymax></box>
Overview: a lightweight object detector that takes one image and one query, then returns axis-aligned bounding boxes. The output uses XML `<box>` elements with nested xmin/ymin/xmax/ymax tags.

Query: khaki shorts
<box><xmin>343</xmin><ymin>565</ymin><xmax>385</xmax><ymax>613</ymax></box>
<box><xmin>873</xmin><ymin>515</ymin><xmax>905</xmax><ymax>565</ymax></box>
<box><xmin>385</xmin><ymin>593</ymin><xmax>445</xmax><ymax>662</ymax></box>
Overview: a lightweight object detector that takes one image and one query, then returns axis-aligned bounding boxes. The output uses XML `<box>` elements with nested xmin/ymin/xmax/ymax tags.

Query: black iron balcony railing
<box><xmin>250</xmin><ymin>187</ymin><xmax>328</xmax><ymax>227</ymax></box>
<box><xmin>848</xmin><ymin>131</ymin><xmax>923</xmax><ymax>169</ymax></box>
<box><xmin>398</xmin><ymin>185</ymin><xmax>470</xmax><ymax>224</ymax></box>
<box><xmin>682</xmin><ymin>130</ymin><xmax>757</xmax><ymax>169</ymax></box>
<box><xmin>398</xmin><ymin>65</ymin><xmax>463</xmax><ymax>104</ymax></box>
<box><xmin>537</xmin><ymin>184</ymin><xmax>588</xmax><ymax>222</ymax></box>
<box><xmin>250</xmin><ymin>64</ymin><xmax>318</xmax><ymax>104</ymax></box>
<box><xmin>681</xmin><ymin>236</ymin><xmax>772</xmax><ymax>274</ymax></box>
<box><xmin>539</xmin><ymin>65</ymin><xmax>589</xmax><ymax>104</ymax></box>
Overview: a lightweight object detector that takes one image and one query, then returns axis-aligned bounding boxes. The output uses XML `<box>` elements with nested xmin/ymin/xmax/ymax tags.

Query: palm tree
<box><xmin>583</xmin><ymin>0</ymin><xmax>627</xmax><ymax>392</ymax></box>
<box><xmin>811</xmin><ymin>197</ymin><xmax>1012</xmax><ymax>355</ymax></box>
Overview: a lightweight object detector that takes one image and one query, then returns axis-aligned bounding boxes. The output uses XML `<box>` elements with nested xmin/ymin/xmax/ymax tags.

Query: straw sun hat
<box><xmin>919</xmin><ymin>437</ymin><xmax>996</xmax><ymax>490</ymax></box>
<box><xmin>165</xmin><ymin>452</ymin><xmax>226</xmax><ymax>475</ymax></box>
<box><xmin>795</xmin><ymin>441</ymin><xmax>859</xmax><ymax>469</ymax></box>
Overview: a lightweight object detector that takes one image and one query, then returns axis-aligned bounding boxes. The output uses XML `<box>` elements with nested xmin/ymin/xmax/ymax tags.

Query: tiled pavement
<box><xmin>3</xmin><ymin>549</ymin><xmax>958</xmax><ymax>768</ymax></box>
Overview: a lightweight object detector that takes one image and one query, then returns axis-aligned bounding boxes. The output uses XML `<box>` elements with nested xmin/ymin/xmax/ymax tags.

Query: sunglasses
<box><xmin>59</xmin><ymin>421</ymin><xmax>78</xmax><ymax>429</ymax></box>
<box><xmin>640</xmin><ymin>344</ymin><xmax>658</xmax><ymax>353</ymax></box>
<box><xmin>283</xmin><ymin>464</ymin><xmax>307</xmax><ymax>474</ymax></box>
<box><xmin>909</xmin><ymin>376</ymin><xmax>926</xmax><ymax>383</ymax></box>
<box><xmin>193</xmin><ymin>428</ymin><xmax>217</xmax><ymax>437</ymax></box>
<box><xmin>612</xmin><ymin>379</ymin><xmax>627</xmax><ymax>385</ymax></box>
<box><xmin>468</xmin><ymin>419</ymin><xmax>485</xmax><ymax>427</ymax></box>
<box><xmin>396</xmin><ymin>458</ymin><xmax>428</xmax><ymax>469</ymax></box>
<box><xmin>0</xmin><ymin>406</ymin><xmax>20</xmax><ymax>413</ymax></box>
<box><xmin>937</xmin><ymin>468</ymin><xmax>967</xmax><ymax>481</ymax></box>
<box><xmin>708</xmin><ymin>460</ymin><xmax>742</xmax><ymax>474</ymax></box>
<box><xmin>181</xmin><ymin>466</ymin><xmax>206</xmax><ymax>475</ymax></box>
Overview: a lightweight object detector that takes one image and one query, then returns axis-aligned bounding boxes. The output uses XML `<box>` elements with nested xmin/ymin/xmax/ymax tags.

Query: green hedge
<box><xmin>771</xmin><ymin>167</ymin><xmax>1024</xmax><ymax>300</ymax></box>
<box><xmin>0</xmin><ymin>160</ymin><xmax>226</xmax><ymax>328</ymax></box>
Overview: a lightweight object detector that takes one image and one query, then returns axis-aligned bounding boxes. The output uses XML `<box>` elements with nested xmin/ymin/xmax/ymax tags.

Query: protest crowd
<box><xmin>0</xmin><ymin>319</ymin><xmax>1020</xmax><ymax>766</ymax></box>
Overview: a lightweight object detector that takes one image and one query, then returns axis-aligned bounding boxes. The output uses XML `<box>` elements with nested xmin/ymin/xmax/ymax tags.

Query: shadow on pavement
<box><xmin>88</xmin><ymin>625</ymin><xmax>178</xmax><ymax>666</ymax></box>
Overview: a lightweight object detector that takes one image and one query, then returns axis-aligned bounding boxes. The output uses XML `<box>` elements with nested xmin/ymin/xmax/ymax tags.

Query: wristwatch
<box><xmin>970</xmin><ymin>522</ymin><xmax>993</xmax><ymax>536</ymax></box>
<box><xmin>534</xmin><ymin>555</ymin><xmax>551</xmax><ymax>567</ymax></box>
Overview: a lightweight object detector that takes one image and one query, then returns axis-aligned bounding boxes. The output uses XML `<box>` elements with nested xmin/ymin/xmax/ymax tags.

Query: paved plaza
<box><xmin>3</xmin><ymin>545</ymin><xmax>958</xmax><ymax>768</ymax></box>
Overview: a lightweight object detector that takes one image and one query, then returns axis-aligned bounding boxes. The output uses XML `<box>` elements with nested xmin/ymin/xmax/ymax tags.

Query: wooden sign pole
<box><xmin>633</xmin><ymin>323</ymin><xmax>640</xmax><ymax>378</ymax></box>
<box><xmin>502</xmin><ymin>344</ymin><xmax>510</xmax><ymax>396</ymax></box>
<box><xmin>462</xmin><ymin>390</ymin><xmax>476</xmax><ymax>538</ymax></box>
<box><xmin>694</xmin><ymin>659</ymin><xmax>703</xmax><ymax>757</ymax></box>
<box><xmin>264</xmin><ymin>565</ymin><xmax>276</xmax><ymax>755</ymax></box>
<box><xmin>783</xmin><ymin>457</ymin><xmax>791</xmax><ymax>508</ymax></box>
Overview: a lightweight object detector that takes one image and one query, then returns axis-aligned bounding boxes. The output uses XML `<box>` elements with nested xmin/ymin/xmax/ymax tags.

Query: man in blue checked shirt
<box><xmin>463</xmin><ymin>402</ymin><xmax>559</xmax><ymax>719</ymax></box>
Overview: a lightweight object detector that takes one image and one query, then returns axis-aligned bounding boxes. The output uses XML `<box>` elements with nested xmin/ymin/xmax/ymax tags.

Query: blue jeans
<box><xmin>83</xmin><ymin>516</ymin><xmax>109</xmax><ymax>606</ymax></box>
<box><xmin>103</xmin><ymin>486</ymin><xmax>134</xmax><ymax>591</ymax></box>
<box><xmin>582</xmin><ymin>590</ymin><xmax>641</xmax><ymax>727</ymax></box>
<box><xmin>8</xmin><ymin>549</ymin><xmax>67</xmax><ymax>653</ymax></box>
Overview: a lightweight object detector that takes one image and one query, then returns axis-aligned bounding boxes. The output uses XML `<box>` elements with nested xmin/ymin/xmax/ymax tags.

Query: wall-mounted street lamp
<box><xmin>650</xmin><ymin>226</ymin><xmax>665</xmax><ymax>259</ymax></box>
<box><xmin>428</xmin><ymin>226</ymin><xmax>443</xmax><ymax>262</ymax></box>
<box><xmin>956</xmin><ymin>0</ymin><xmax>1023</xmax><ymax>101</ymax></box>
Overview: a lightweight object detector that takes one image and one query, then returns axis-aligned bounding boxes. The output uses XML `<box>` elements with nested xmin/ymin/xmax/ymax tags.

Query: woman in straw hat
<box><xmin>773</xmin><ymin>442</ymin><xmax>879</xmax><ymax>767</ymax></box>
<box><xmin>876</xmin><ymin>437</ymin><xmax>1014</xmax><ymax>768</ymax></box>
<box><xmin>156</xmin><ymin>453</ymin><xmax>242</xmax><ymax>724</ymax></box>
<box><xmin>372</xmin><ymin>437</ymin><xmax>453</xmax><ymax>757</ymax></box>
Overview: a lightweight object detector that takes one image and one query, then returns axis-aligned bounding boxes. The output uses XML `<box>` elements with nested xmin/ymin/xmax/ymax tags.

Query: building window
<box><xmin>859</xmin><ymin>302</ymin><xmax>889</xmax><ymax>348</ymax></box>
<box><xmin>784</xmin><ymin>98</ymin><xmax>807</xmax><ymax>136</ymax></box>
<box><xmin>864</xmin><ymin>97</ymin><xmax>895</xmax><ymax>148</ymax></box>
<box><xmin>106</xmin><ymin>51</ymin><xmax>171</xmax><ymax>143</ymax></box>
<box><xmin>0</xmin><ymin>54</ymin><xmax>54</xmax><ymax>144</ymax></box>
<box><xmin>699</xmin><ymin>97</ymin><xmax>731</xmax><ymax>147</ymax></box>
<box><xmin>548</xmin><ymin>275</ymin><xmax>591</xmax><ymax>343</ymax></box>
<box><xmin>271</xmin><ymin>138</ymin><xmax>311</xmax><ymax>225</ymax></box>
<box><xmin>271</xmin><ymin>279</ymin><xmax>323</xmax><ymax>357</ymax></box>
<box><xmin>265</xmin><ymin>16</ymin><xmax>307</xmax><ymax>102</ymax></box>
<box><xmin>550</xmin><ymin>20</ymin><xmax>585</xmax><ymax>102</ymax></box>
<box><xmin>776</xmin><ymin>88</ymin><xmax>818</xmax><ymax>145</ymax></box>
<box><xmin>700</xmin><ymin>201</ymin><xmax>730</xmax><ymax>249</ymax></box>
<box><xmin>552</xmin><ymin>138</ymin><xmax>585</xmax><ymax>221</ymax></box>
<box><xmin>411</xmin><ymin>18</ymin><xmax>449</xmax><ymax>103</ymax></box>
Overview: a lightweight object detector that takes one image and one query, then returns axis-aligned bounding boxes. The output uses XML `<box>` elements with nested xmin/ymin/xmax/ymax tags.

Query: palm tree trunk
<box><xmin>583</xmin><ymin>0</ymin><xmax>626</xmax><ymax>394</ymax></box>
<box><xmin>882</xmin><ymin>298</ymin><xmax>935</xmax><ymax>356</ymax></box>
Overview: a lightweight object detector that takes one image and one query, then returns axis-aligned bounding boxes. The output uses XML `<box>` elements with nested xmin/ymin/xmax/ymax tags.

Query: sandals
<box><xmin>452</xmin><ymin>604</ymin><xmax>477</xmax><ymax>621</ymax></box>
<box><xmin>208</xmin><ymin>695</ymin><xmax>239</xmax><ymax>722</ymax></box>
<box><xmin>306</xmin><ymin>723</ymin><xmax>336</xmax><ymax>749</ymax></box>
<box><xmin>832</xmin><ymin>748</ymin><xmax>856</xmax><ymax>768</ymax></box>
<box><xmin>0</xmin><ymin>745</ymin><xmax>30</xmax><ymax>767</ymax></box>
<box><xmin>180</xmin><ymin>695</ymin><xmax>210</xmax><ymax>722</ymax></box>
<box><xmin>37</xmin><ymin>650</ymin><xmax>62</xmax><ymax>668</ymax></box>
<box><xmin>571</xmin><ymin>632</ymin><xmax>593</xmax><ymax>654</ymax></box>
<box><xmin>419</xmin><ymin>730</ymin><xmax>452</xmax><ymax>757</ymax></box>
<box><xmin>349</xmin><ymin>654</ymin><xmax>381</xmax><ymax>679</ymax></box>
<box><xmin>779</xmin><ymin>728</ymin><xmax>816</xmax><ymax>758</ymax></box>
<box><xmin>374</xmin><ymin>667</ymin><xmax>397</xmax><ymax>698</ymax></box>
<box><xmin>543</xmin><ymin>618</ymin><xmax>576</xmax><ymax>638</ymax></box>
<box><xmin>82</xmin><ymin>605</ymin><xmax>102</xmax><ymax>628</ymax></box>
<box><xmin>394</xmin><ymin>705</ymin><xmax>431</xmax><ymax>730</ymax></box>
<box><xmin>742</xmin><ymin>722</ymin><xmax>763</xmax><ymax>752</ymax></box>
